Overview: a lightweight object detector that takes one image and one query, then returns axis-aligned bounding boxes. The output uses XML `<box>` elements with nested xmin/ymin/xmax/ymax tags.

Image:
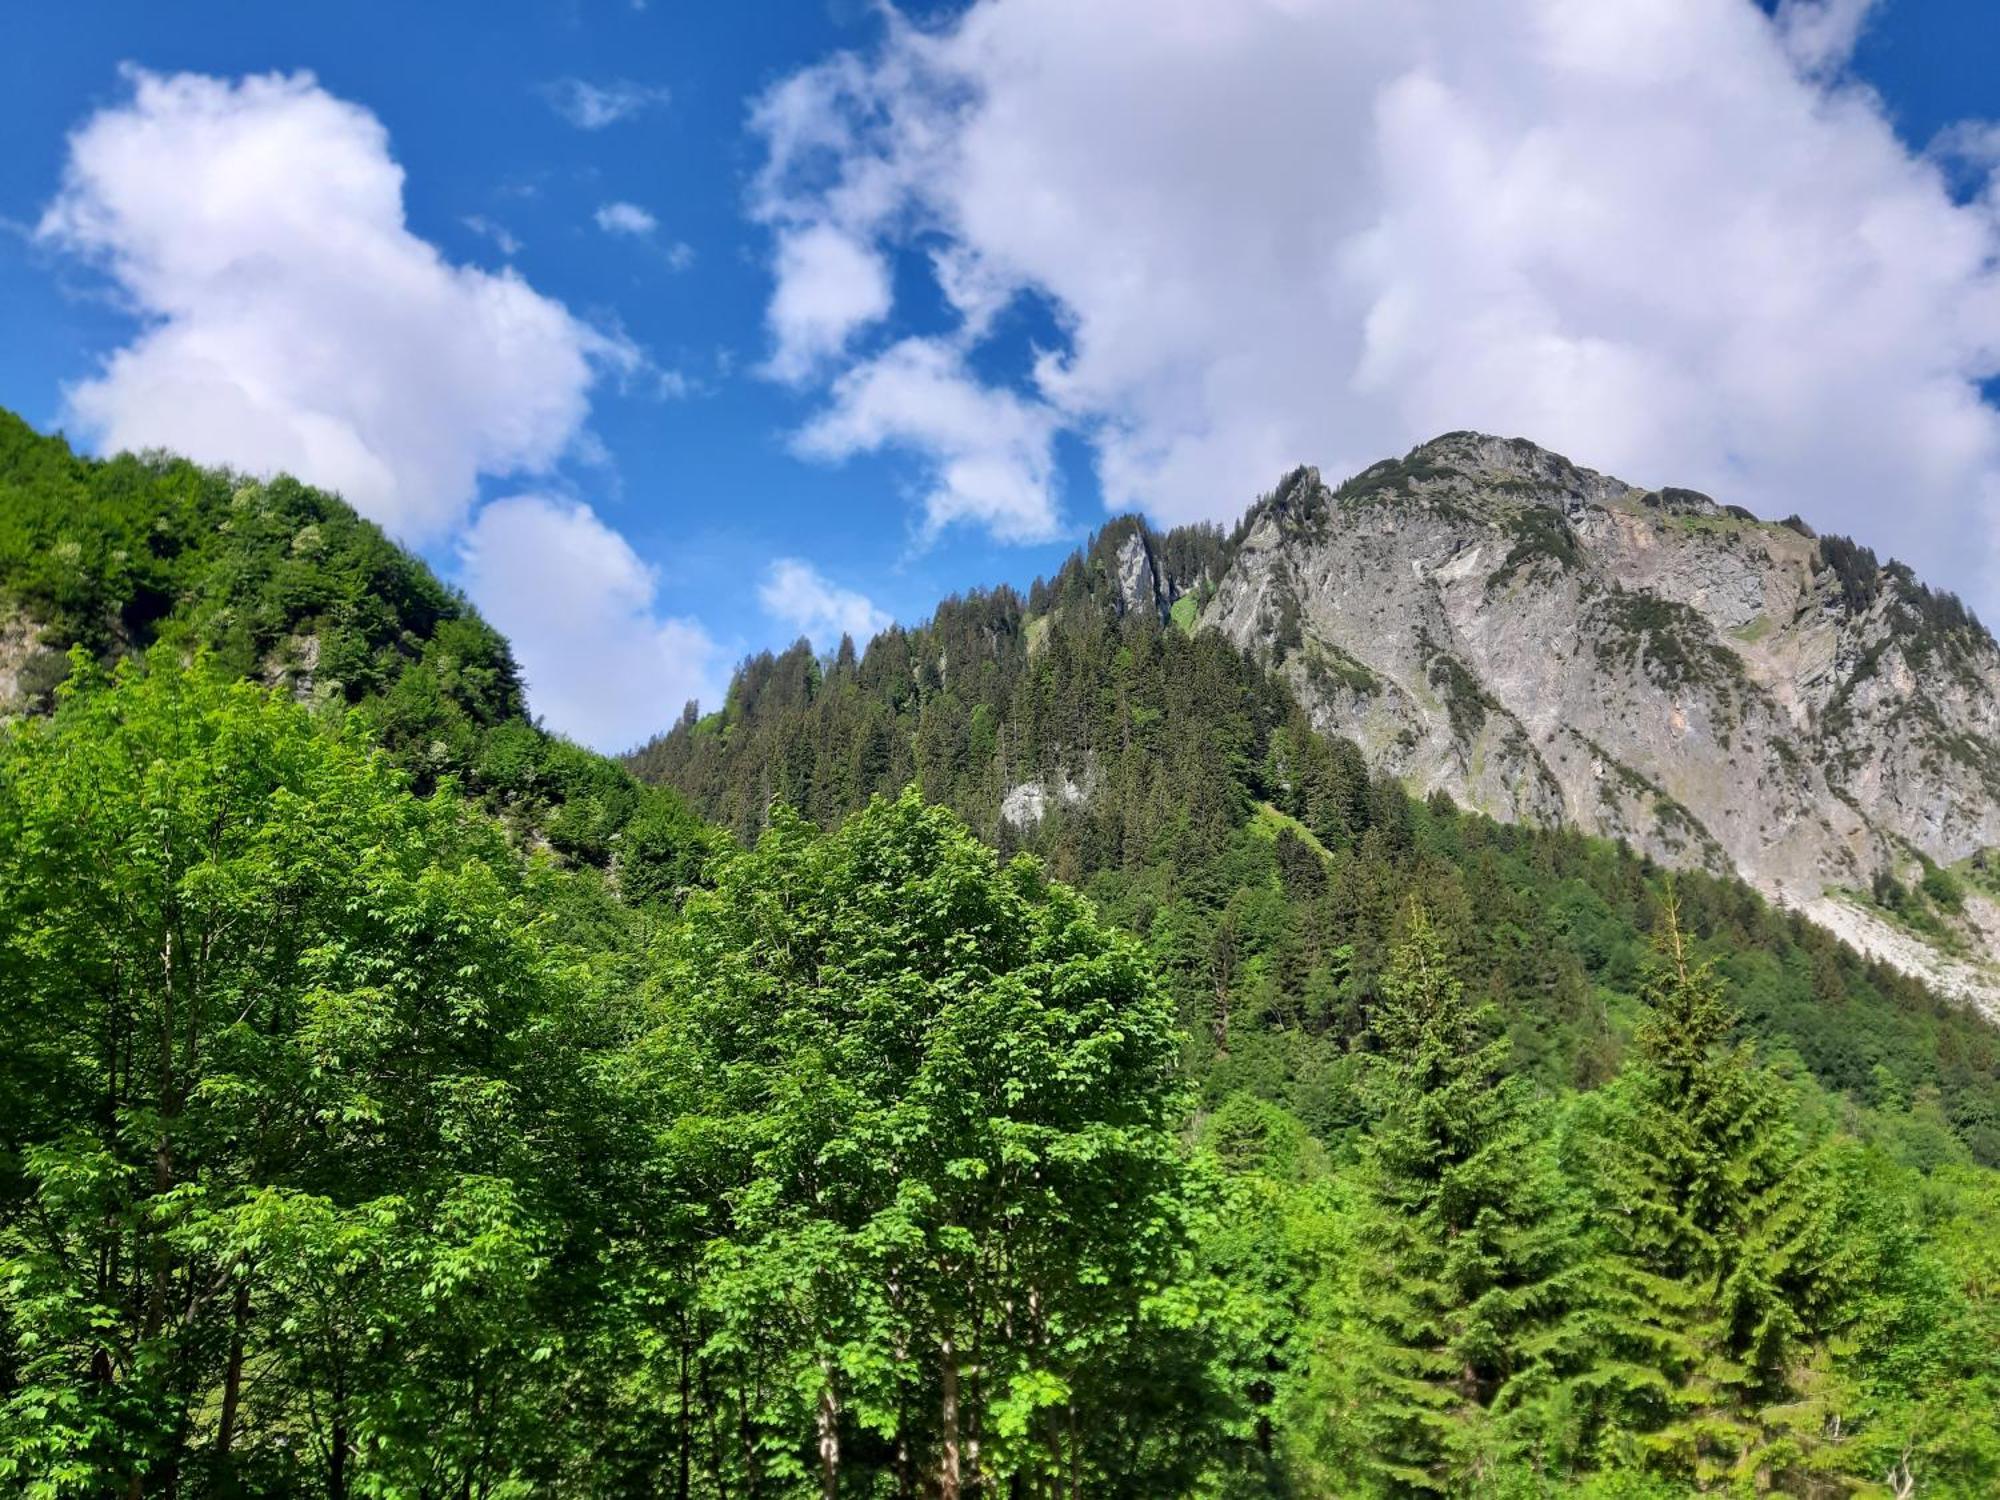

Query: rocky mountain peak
<box><xmin>1196</xmin><ymin>439</ymin><xmax>2000</xmax><ymax>1015</ymax></box>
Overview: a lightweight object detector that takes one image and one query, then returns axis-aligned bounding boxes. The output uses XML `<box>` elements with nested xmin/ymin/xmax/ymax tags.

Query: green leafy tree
<box><xmin>0</xmin><ymin>653</ymin><xmax>570</xmax><ymax>1496</ymax></box>
<box><xmin>647</xmin><ymin>789</ymin><xmax>1196</xmax><ymax>1497</ymax></box>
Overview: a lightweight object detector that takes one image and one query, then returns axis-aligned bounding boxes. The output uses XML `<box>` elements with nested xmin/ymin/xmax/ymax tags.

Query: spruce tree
<box><xmin>1338</xmin><ymin>905</ymin><xmax>1581</xmax><ymax>1494</ymax></box>
<box><xmin>1580</xmin><ymin>895</ymin><xmax>1838</xmax><ymax>1488</ymax></box>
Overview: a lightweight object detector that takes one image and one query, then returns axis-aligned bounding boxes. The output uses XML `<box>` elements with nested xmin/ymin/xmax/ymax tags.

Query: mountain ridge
<box><xmin>1023</xmin><ymin>429</ymin><xmax>2000</xmax><ymax>1015</ymax></box>
<box><xmin>1176</xmin><ymin>432</ymin><xmax>2000</xmax><ymax>1014</ymax></box>
<box><xmin>640</xmin><ymin>431</ymin><xmax>2000</xmax><ymax>1015</ymax></box>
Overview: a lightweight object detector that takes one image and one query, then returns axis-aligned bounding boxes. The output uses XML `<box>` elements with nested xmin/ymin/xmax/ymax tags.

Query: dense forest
<box><xmin>2</xmin><ymin>417</ymin><xmax>1998</xmax><ymax>1496</ymax></box>
<box><xmin>631</xmin><ymin>518</ymin><xmax>2000</xmax><ymax>1166</ymax></box>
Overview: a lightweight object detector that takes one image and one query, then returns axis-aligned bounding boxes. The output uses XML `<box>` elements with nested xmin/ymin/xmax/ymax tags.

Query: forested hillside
<box><xmin>631</xmin><ymin>519</ymin><xmax>2000</xmax><ymax>1166</ymax></box>
<box><xmin>3</xmin><ymin>418</ymin><xmax>1999</xmax><ymax>1495</ymax></box>
<box><xmin>0</xmin><ymin>410</ymin><xmax>715</xmax><ymax>882</ymax></box>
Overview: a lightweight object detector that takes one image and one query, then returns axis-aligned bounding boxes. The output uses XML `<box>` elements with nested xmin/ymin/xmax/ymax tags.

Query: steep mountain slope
<box><xmin>1169</xmin><ymin>435</ymin><xmax>2000</xmax><ymax>1011</ymax></box>
<box><xmin>638</xmin><ymin>434</ymin><xmax>2000</xmax><ymax>1013</ymax></box>
<box><xmin>0</xmin><ymin>408</ymin><xmax>715</xmax><ymax>884</ymax></box>
<box><xmin>630</xmin><ymin>520</ymin><xmax>2000</xmax><ymax>1162</ymax></box>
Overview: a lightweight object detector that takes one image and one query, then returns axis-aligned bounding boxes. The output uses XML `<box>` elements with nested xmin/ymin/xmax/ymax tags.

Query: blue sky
<box><xmin>4</xmin><ymin>1</ymin><xmax>2000</xmax><ymax>748</ymax></box>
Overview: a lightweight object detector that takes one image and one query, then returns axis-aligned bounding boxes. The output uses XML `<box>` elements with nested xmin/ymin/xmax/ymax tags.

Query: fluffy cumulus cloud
<box><xmin>39</xmin><ymin>68</ymin><xmax>629</xmax><ymax>541</ymax></box>
<box><xmin>752</xmin><ymin>0</ymin><xmax>2000</xmax><ymax>608</ymax></box>
<box><xmin>762</xmin><ymin>224</ymin><xmax>895</xmax><ymax>383</ymax></box>
<box><xmin>459</xmin><ymin>495</ymin><xmax>724</xmax><ymax>752</ymax></box>
<box><xmin>39</xmin><ymin>68</ymin><xmax>716</xmax><ymax>746</ymax></box>
<box><xmin>759</xmin><ymin>557</ymin><xmax>893</xmax><ymax>649</ymax></box>
<box><xmin>796</xmin><ymin>337</ymin><xmax>1061</xmax><ymax>541</ymax></box>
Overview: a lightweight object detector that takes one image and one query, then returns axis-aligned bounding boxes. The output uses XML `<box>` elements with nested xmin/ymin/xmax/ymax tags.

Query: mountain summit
<box><xmin>1181</xmin><ymin>434</ymin><xmax>2000</xmax><ymax>1009</ymax></box>
<box><xmin>649</xmin><ymin>434</ymin><xmax>2000</xmax><ymax>1014</ymax></box>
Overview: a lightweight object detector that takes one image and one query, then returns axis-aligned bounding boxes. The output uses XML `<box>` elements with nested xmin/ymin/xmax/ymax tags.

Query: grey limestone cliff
<box><xmin>1122</xmin><ymin>433</ymin><xmax>2000</xmax><ymax>1014</ymax></box>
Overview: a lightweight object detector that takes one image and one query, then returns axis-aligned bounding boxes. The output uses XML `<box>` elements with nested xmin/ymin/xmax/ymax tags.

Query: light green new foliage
<box><xmin>646</xmin><ymin>789</ymin><xmax>1198</xmax><ymax>1497</ymax></box>
<box><xmin>0</xmin><ymin>651</ymin><xmax>565</xmax><ymax>1497</ymax></box>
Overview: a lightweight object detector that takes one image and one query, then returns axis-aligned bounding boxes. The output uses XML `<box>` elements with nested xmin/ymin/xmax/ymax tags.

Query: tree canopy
<box><xmin>2</xmin><ymin>418</ymin><xmax>1997</xmax><ymax>1495</ymax></box>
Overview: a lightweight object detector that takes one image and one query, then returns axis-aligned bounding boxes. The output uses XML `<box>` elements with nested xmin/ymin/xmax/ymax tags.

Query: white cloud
<box><xmin>38</xmin><ymin>68</ymin><xmax>717</xmax><ymax>750</ymax></box>
<box><xmin>594</xmin><ymin>202</ymin><xmax>697</xmax><ymax>270</ymax></box>
<box><xmin>752</xmin><ymin>0</ymin><xmax>2000</xmax><ymax>610</ymax></box>
<box><xmin>541</xmin><ymin>77</ymin><xmax>671</xmax><ymax>130</ymax></box>
<box><xmin>462</xmin><ymin>215</ymin><xmax>523</xmax><ymax>258</ymax></box>
<box><xmin>759</xmin><ymin>557</ymin><xmax>893</xmax><ymax>649</ymax></box>
<box><xmin>762</xmin><ymin>224</ymin><xmax>894</xmax><ymax>383</ymax></box>
<box><xmin>795</xmin><ymin>337</ymin><xmax>1061</xmax><ymax>542</ymax></box>
<box><xmin>595</xmin><ymin>200</ymin><xmax>658</xmax><ymax>236</ymax></box>
<box><xmin>1774</xmin><ymin>0</ymin><xmax>1877</xmax><ymax>74</ymax></box>
<box><xmin>38</xmin><ymin>68</ymin><xmax>628</xmax><ymax>541</ymax></box>
<box><xmin>459</xmin><ymin>494</ymin><xmax>725</xmax><ymax>752</ymax></box>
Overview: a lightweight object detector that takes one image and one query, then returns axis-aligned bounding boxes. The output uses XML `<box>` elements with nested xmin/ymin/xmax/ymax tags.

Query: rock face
<box><xmin>1193</xmin><ymin>434</ymin><xmax>2000</xmax><ymax>1014</ymax></box>
<box><xmin>1113</xmin><ymin>530</ymin><xmax>1167</xmax><ymax>622</ymax></box>
<box><xmin>1000</xmin><ymin>774</ymin><xmax>1092</xmax><ymax>830</ymax></box>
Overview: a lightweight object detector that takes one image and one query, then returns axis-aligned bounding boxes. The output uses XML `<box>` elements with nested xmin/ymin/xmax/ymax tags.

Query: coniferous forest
<box><xmin>4</xmin><ymin>413</ymin><xmax>2000</xmax><ymax>1497</ymax></box>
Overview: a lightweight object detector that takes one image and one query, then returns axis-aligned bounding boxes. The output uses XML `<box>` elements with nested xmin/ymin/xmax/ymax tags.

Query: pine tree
<box><xmin>1336</xmin><ymin>905</ymin><xmax>1581</xmax><ymax>1495</ymax></box>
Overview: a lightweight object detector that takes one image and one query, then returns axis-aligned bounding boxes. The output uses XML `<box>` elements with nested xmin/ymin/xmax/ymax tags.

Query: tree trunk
<box><xmin>330</xmin><ymin>1365</ymin><xmax>349</xmax><ymax>1500</ymax></box>
<box><xmin>676</xmin><ymin>1324</ymin><xmax>692</xmax><ymax>1500</ymax></box>
<box><xmin>939</xmin><ymin>1335</ymin><xmax>962</xmax><ymax>1500</ymax></box>
<box><xmin>703</xmin><ymin>1366</ymin><xmax>730</xmax><ymax>1500</ymax></box>
<box><xmin>329</xmin><ymin>1419</ymin><xmax>348</xmax><ymax>1500</ymax></box>
<box><xmin>738</xmin><ymin>1383</ymin><xmax>762</xmax><ymax>1497</ymax></box>
<box><xmin>816</xmin><ymin>1372</ymin><xmax>841</xmax><ymax>1499</ymax></box>
<box><xmin>216</xmin><ymin>1278</ymin><xmax>250</xmax><ymax>1461</ymax></box>
<box><xmin>895</xmin><ymin>1415</ymin><xmax>915</xmax><ymax>1500</ymax></box>
<box><xmin>1211</xmin><ymin>920</ymin><xmax>1236</xmax><ymax>1051</ymax></box>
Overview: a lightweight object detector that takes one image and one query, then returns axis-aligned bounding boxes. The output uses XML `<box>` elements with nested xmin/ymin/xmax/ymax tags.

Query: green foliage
<box><xmin>1921</xmin><ymin>863</ymin><xmax>1966</xmax><ymax>915</ymax></box>
<box><xmin>639</xmin><ymin>789</ymin><xmax>1201</xmax><ymax>1494</ymax></box>
<box><xmin>1490</xmin><ymin>506</ymin><xmax>1580</xmax><ymax>586</ymax></box>
<box><xmin>1820</xmin><ymin>534</ymin><xmax>1884</xmax><ymax>616</ymax></box>
<box><xmin>0</xmin><ymin>652</ymin><xmax>579</xmax><ymax>1495</ymax></box>
<box><xmin>0</xmin><ymin>410</ymin><xmax>707</xmax><ymax>878</ymax></box>
<box><xmin>1334</xmin><ymin>453</ymin><xmax>1453</xmax><ymax>505</ymax></box>
<box><xmin>1818</xmin><ymin>531</ymin><xmax>1991</xmax><ymax>673</ymax></box>
<box><xmin>4</xmin><ymin>414</ymin><xmax>1999</xmax><ymax>1497</ymax></box>
<box><xmin>1591</xmin><ymin>590</ymin><xmax>1746</xmax><ymax>696</ymax></box>
<box><xmin>1324</xmin><ymin>911</ymin><xmax>1584</xmax><ymax>1494</ymax></box>
<box><xmin>1567</xmin><ymin>901</ymin><xmax>1834</xmax><ymax>1486</ymax></box>
<box><xmin>0</xmin><ymin>659</ymin><xmax>1216</xmax><ymax>1496</ymax></box>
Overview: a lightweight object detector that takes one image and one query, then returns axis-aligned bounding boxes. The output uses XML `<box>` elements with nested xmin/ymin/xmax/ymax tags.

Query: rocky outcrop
<box><xmin>1000</xmin><ymin>773</ymin><xmax>1091</xmax><ymax>830</ymax></box>
<box><xmin>0</xmin><ymin>607</ymin><xmax>66</xmax><ymax>716</ymax></box>
<box><xmin>1113</xmin><ymin>530</ymin><xmax>1167</xmax><ymax>622</ymax></box>
<box><xmin>1193</xmin><ymin>433</ymin><xmax>2000</xmax><ymax>1015</ymax></box>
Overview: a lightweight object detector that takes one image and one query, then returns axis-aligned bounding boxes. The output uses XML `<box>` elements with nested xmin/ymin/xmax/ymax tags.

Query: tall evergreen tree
<box><xmin>1331</xmin><ymin>906</ymin><xmax>1581</xmax><ymax>1495</ymax></box>
<box><xmin>1578</xmin><ymin>895</ymin><xmax>1840</xmax><ymax>1489</ymax></box>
